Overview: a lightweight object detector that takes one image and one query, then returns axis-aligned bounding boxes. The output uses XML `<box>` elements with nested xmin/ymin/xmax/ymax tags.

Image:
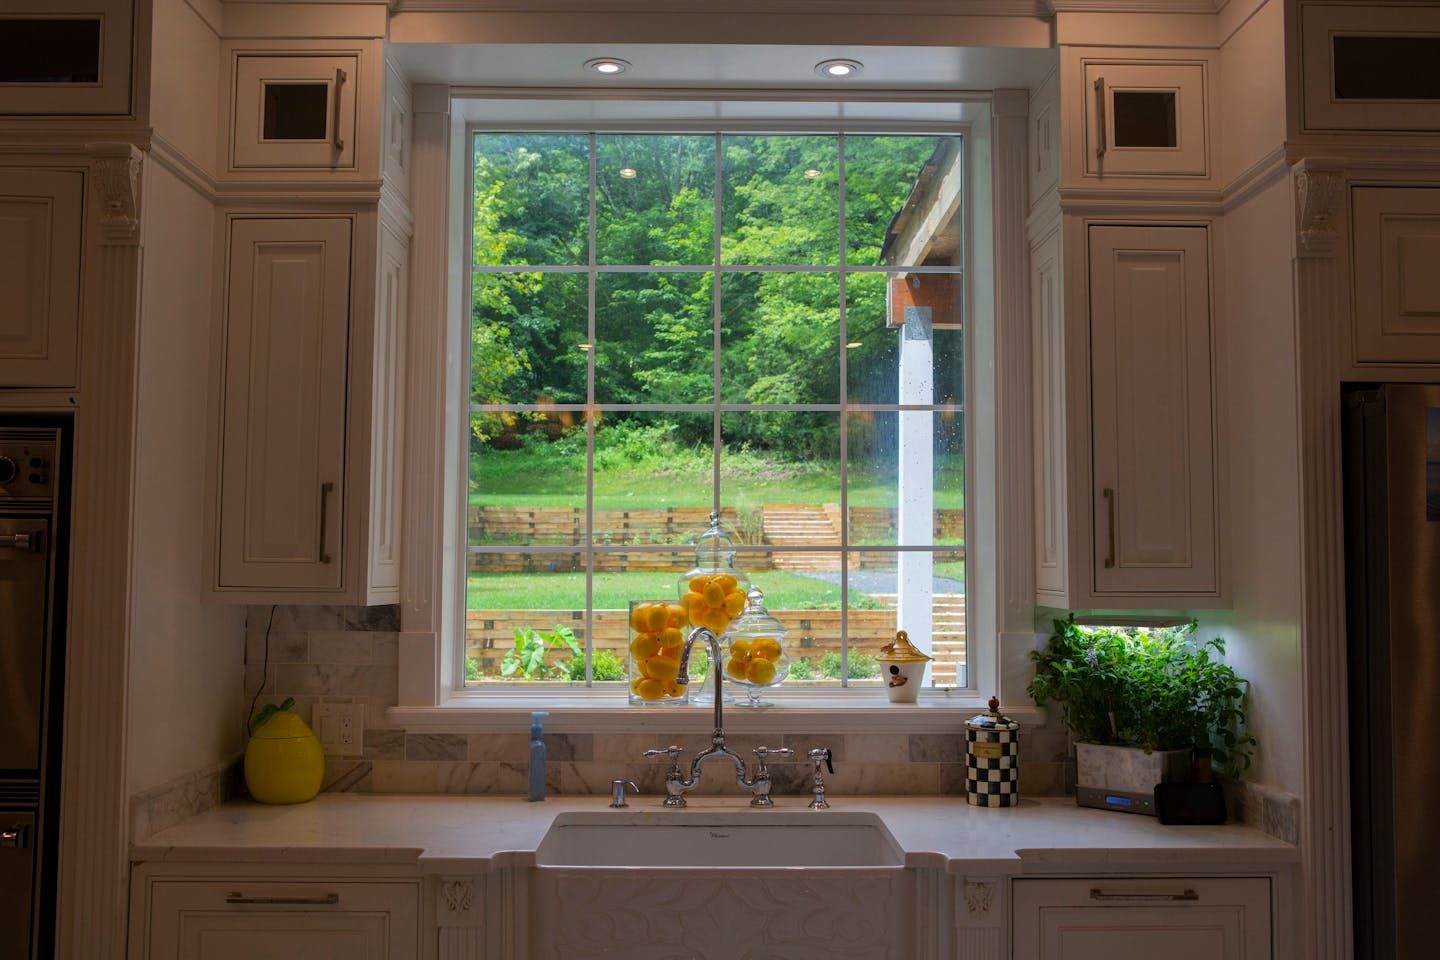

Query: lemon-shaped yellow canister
<box><xmin>244</xmin><ymin>709</ymin><xmax>324</xmax><ymax>804</ymax></box>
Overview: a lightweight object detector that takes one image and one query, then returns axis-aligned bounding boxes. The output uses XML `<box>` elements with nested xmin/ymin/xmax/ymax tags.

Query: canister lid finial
<box><xmin>877</xmin><ymin>629</ymin><xmax>932</xmax><ymax>663</ymax></box>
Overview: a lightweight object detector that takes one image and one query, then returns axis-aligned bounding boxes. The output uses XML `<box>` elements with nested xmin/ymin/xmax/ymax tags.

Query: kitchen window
<box><xmin>395</xmin><ymin>95</ymin><xmax>1011</xmax><ymax>724</ymax></box>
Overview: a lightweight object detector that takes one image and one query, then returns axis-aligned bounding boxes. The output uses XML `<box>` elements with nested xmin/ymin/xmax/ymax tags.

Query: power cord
<box><xmin>245</xmin><ymin>605</ymin><xmax>277</xmax><ymax>737</ymax></box>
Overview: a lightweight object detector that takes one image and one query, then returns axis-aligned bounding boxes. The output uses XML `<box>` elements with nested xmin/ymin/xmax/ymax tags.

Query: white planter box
<box><xmin>1076</xmin><ymin>742</ymin><xmax>1190</xmax><ymax>795</ymax></box>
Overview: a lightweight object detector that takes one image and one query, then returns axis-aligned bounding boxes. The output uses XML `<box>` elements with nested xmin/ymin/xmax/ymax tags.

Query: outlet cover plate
<box><xmin>313</xmin><ymin>702</ymin><xmax>364</xmax><ymax>757</ymax></box>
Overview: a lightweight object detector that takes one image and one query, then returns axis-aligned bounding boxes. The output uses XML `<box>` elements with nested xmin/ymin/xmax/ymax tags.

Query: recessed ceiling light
<box><xmin>578</xmin><ymin>343</ymin><xmax>593</xmax><ymax>351</ymax></box>
<box><xmin>804</xmin><ymin>168</ymin><xmax>822</xmax><ymax>179</ymax></box>
<box><xmin>584</xmin><ymin>57</ymin><xmax>631</xmax><ymax>76</ymax></box>
<box><xmin>815</xmin><ymin>58</ymin><xmax>863</xmax><ymax>79</ymax></box>
<box><xmin>846</xmin><ymin>341</ymin><xmax>862</xmax><ymax>349</ymax></box>
<box><xmin>619</xmin><ymin>167</ymin><xmax>637</xmax><ymax>179</ymax></box>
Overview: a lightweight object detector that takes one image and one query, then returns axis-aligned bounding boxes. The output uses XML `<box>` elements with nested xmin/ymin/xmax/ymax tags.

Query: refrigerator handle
<box><xmin>0</xmin><ymin>826</ymin><xmax>31</xmax><ymax>849</ymax></box>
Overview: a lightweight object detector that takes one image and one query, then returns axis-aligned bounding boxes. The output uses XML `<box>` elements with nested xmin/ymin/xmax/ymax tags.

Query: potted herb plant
<box><xmin>1026</xmin><ymin>616</ymin><xmax>1257</xmax><ymax>811</ymax></box>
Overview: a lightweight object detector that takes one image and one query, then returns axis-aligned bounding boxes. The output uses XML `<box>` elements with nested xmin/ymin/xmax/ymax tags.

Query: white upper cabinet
<box><xmin>1064</xmin><ymin>48</ymin><xmax>1215</xmax><ymax>185</ymax></box>
<box><xmin>0</xmin><ymin>169</ymin><xmax>83</xmax><ymax>387</ymax></box>
<box><xmin>1300</xmin><ymin>2</ymin><xmax>1440</xmax><ymax>133</ymax></box>
<box><xmin>1089</xmin><ymin>225</ymin><xmax>1218</xmax><ymax>598</ymax></box>
<box><xmin>1352</xmin><ymin>186</ymin><xmax>1440</xmax><ymax>364</ymax></box>
<box><xmin>216</xmin><ymin>217</ymin><xmax>351</xmax><ymax>594</ymax></box>
<box><xmin>1034</xmin><ymin>222</ymin><xmax>1223</xmax><ymax>609</ymax></box>
<box><xmin>0</xmin><ymin>0</ymin><xmax>133</xmax><ymax>115</ymax></box>
<box><xmin>222</xmin><ymin>40</ymin><xmax>384</xmax><ymax>180</ymax></box>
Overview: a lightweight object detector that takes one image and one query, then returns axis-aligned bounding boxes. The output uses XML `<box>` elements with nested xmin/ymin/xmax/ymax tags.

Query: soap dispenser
<box><xmin>528</xmin><ymin>711</ymin><xmax>549</xmax><ymax>801</ymax></box>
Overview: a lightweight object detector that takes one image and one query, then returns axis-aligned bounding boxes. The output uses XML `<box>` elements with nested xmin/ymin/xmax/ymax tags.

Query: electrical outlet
<box><xmin>312</xmin><ymin>702</ymin><xmax>364</xmax><ymax>757</ymax></box>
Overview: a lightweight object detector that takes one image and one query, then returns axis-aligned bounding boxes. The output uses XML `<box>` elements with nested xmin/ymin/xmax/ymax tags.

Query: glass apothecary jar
<box><xmin>627</xmin><ymin>600</ymin><xmax>688</xmax><ymax>705</ymax></box>
<box><xmin>722</xmin><ymin>587</ymin><xmax>790</xmax><ymax>707</ymax></box>
<box><xmin>676</xmin><ymin>510</ymin><xmax>750</xmax><ymax>704</ymax></box>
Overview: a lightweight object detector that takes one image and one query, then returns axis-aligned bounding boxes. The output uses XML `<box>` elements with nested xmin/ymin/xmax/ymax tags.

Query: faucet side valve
<box><xmin>748</xmin><ymin>747</ymin><xmax>794</xmax><ymax>807</ymax></box>
<box><xmin>808</xmin><ymin>747</ymin><xmax>833</xmax><ymax>810</ymax></box>
<box><xmin>643</xmin><ymin>745</ymin><xmax>688</xmax><ymax>807</ymax></box>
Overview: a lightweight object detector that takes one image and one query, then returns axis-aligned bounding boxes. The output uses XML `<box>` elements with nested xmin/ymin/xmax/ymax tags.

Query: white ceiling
<box><xmin>389</xmin><ymin>43</ymin><xmax>1058</xmax><ymax>91</ymax></box>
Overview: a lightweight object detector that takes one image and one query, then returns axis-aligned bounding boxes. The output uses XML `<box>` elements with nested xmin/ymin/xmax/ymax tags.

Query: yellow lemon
<box><xmin>629</xmin><ymin>604</ymin><xmax>654</xmax><ymax>632</ymax></box>
<box><xmin>646</xmin><ymin>657</ymin><xmax>680</xmax><ymax>683</ymax></box>
<box><xmin>658</xmin><ymin>627</ymin><xmax>683</xmax><ymax>648</ymax></box>
<box><xmin>662</xmin><ymin>681</ymin><xmax>684</xmax><ymax>698</ymax></box>
<box><xmin>725</xmin><ymin>657</ymin><xmax>751</xmax><ymax>681</ymax></box>
<box><xmin>751</xmin><ymin>637</ymin><xmax>782</xmax><ymax>661</ymax></box>
<box><xmin>703</xmin><ymin>609</ymin><xmax>730</xmax><ymax>635</ymax></box>
<box><xmin>715</xmin><ymin>574</ymin><xmax>738</xmax><ymax>593</ymax></box>
<box><xmin>631</xmin><ymin>677</ymin><xmax>664</xmax><ymax>701</ymax></box>
<box><xmin>681</xmin><ymin>591</ymin><xmax>704</xmax><ymax>621</ymax></box>
<box><xmin>630</xmin><ymin>633</ymin><xmax>661</xmax><ymax>659</ymax></box>
<box><xmin>644</xmin><ymin>604</ymin><xmax>669</xmax><ymax>633</ymax></box>
<box><xmin>665</xmin><ymin>603</ymin><xmax>686</xmax><ymax>628</ymax></box>
<box><xmin>746</xmin><ymin>658</ymin><xmax>777</xmax><ymax>685</ymax></box>
<box><xmin>702</xmin><ymin>581</ymin><xmax>727</xmax><ymax>607</ymax></box>
<box><xmin>689</xmin><ymin>575</ymin><xmax>711</xmax><ymax>595</ymax></box>
<box><xmin>722</xmin><ymin>590</ymin><xmax>746</xmax><ymax>618</ymax></box>
<box><xmin>728</xmin><ymin>639</ymin><xmax>753</xmax><ymax>661</ymax></box>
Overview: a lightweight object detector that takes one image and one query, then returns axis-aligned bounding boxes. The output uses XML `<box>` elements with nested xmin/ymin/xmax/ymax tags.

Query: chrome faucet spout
<box><xmin>677</xmin><ymin>626</ymin><xmax>725</xmax><ymax>738</ymax></box>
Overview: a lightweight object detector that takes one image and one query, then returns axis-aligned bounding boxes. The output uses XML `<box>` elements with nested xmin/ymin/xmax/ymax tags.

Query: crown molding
<box><xmin>1045</xmin><ymin>0</ymin><xmax>1220</xmax><ymax>12</ymax></box>
<box><xmin>394</xmin><ymin>0</ymin><xmax>1051</xmax><ymax>15</ymax></box>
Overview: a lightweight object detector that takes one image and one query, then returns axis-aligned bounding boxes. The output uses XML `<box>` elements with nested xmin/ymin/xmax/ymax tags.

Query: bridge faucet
<box><xmin>644</xmin><ymin>626</ymin><xmax>790</xmax><ymax>807</ymax></box>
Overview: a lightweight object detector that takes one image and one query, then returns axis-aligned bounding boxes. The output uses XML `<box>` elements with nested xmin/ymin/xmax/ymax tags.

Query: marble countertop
<box><xmin>132</xmin><ymin>794</ymin><xmax>1298</xmax><ymax>875</ymax></box>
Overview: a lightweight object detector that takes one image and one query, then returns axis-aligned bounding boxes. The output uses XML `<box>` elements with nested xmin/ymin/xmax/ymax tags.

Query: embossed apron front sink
<box><xmin>530</xmin><ymin>811</ymin><xmax>912</xmax><ymax>959</ymax></box>
<box><xmin>533</xmin><ymin>810</ymin><xmax>905</xmax><ymax>868</ymax></box>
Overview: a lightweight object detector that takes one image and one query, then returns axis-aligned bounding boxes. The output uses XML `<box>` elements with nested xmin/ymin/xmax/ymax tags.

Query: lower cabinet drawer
<box><xmin>148</xmin><ymin>880</ymin><xmax>420</xmax><ymax>960</ymax></box>
<box><xmin>1011</xmin><ymin>877</ymin><xmax>1271</xmax><ymax>960</ymax></box>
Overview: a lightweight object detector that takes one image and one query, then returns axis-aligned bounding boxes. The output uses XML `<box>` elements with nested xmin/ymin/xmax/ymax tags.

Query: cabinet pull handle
<box><xmin>225</xmin><ymin>892</ymin><xmax>340</xmax><ymax>906</ymax></box>
<box><xmin>0</xmin><ymin>532</ymin><xmax>37</xmax><ymax>551</ymax></box>
<box><xmin>1094</xmin><ymin>76</ymin><xmax>1107</xmax><ymax>160</ymax></box>
<box><xmin>1103</xmin><ymin>486</ymin><xmax>1116</xmax><ymax>569</ymax></box>
<box><xmin>1090</xmin><ymin>888</ymin><xmax>1198</xmax><ymax>902</ymax></box>
<box><xmin>319</xmin><ymin>481</ymin><xmax>335</xmax><ymax>564</ymax></box>
<box><xmin>1</xmin><ymin>827</ymin><xmax>31</xmax><ymax>849</ymax></box>
<box><xmin>331</xmin><ymin>68</ymin><xmax>347</xmax><ymax>152</ymax></box>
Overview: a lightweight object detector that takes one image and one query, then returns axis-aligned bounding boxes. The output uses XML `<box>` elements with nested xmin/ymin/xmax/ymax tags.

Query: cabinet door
<box><xmin>1089</xmin><ymin>226</ymin><xmax>1217</xmax><ymax>596</ymax></box>
<box><xmin>0</xmin><ymin>169</ymin><xmax>83</xmax><ymax>387</ymax></box>
<box><xmin>1012</xmin><ymin>877</ymin><xmax>1271</xmax><ymax>960</ymax></box>
<box><xmin>217</xmin><ymin>218</ymin><xmax>350</xmax><ymax>591</ymax></box>
<box><xmin>0</xmin><ymin>1</ymin><xmax>133</xmax><ymax>115</ymax></box>
<box><xmin>1083</xmin><ymin>61</ymin><xmax>1209</xmax><ymax>178</ymax></box>
<box><xmin>149</xmin><ymin>880</ymin><xmax>418</xmax><ymax>960</ymax></box>
<box><xmin>1352</xmin><ymin>186</ymin><xmax>1440</xmax><ymax>364</ymax></box>
<box><xmin>231</xmin><ymin>54</ymin><xmax>358</xmax><ymax>171</ymax></box>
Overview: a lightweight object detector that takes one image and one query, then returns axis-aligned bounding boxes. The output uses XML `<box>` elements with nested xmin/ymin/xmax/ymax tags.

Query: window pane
<box><xmin>846</xmin><ymin>135</ymin><xmax>962</xmax><ymax>266</ymax></box>
<box><xmin>472</xmin><ymin>272</ymin><xmax>587</xmax><ymax>406</ymax></box>
<box><xmin>464</xmin><ymin>557</ymin><xmax>586</xmax><ymax>684</ymax></box>
<box><xmin>596</xmin><ymin>134</ymin><xmax>714</xmax><ymax>266</ymax></box>
<box><xmin>845</xmin><ymin>271</ymin><xmax>963</xmax><ymax>406</ymax></box>
<box><xmin>473</xmin><ymin>134</ymin><xmax>589</xmax><ymax>266</ymax></box>
<box><xmin>720</xmin><ymin>411</ymin><xmax>841</xmax><ymax>537</ymax></box>
<box><xmin>469</xmin><ymin>413</ymin><xmax>588</xmax><ymax>546</ymax></box>
<box><xmin>595</xmin><ymin>272</ymin><xmax>713</xmax><ymax>404</ymax></box>
<box><xmin>846</xmin><ymin>412</ymin><xmax>965</xmax><ymax>546</ymax></box>
<box><xmin>591</xmin><ymin>411</ymin><xmax>715</xmax><ymax>515</ymax></box>
<box><xmin>847</xmin><ymin>552</ymin><xmax>966</xmax><ymax>689</ymax></box>
<box><xmin>721</xmin><ymin>135</ymin><xmax>839</xmax><ymax>266</ymax></box>
<box><xmin>720</xmin><ymin>271</ymin><xmax>840</xmax><ymax>405</ymax></box>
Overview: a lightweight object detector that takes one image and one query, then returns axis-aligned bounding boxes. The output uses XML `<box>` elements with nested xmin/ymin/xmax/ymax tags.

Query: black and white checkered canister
<box><xmin>965</xmin><ymin>712</ymin><xmax>1020</xmax><ymax>807</ymax></box>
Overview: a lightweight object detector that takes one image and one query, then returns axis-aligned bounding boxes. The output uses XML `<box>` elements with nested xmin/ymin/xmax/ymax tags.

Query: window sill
<box><xmin>388</xmin><ymin>695</ymin><xmax>1046</xmax><ymax>734</ymax></box>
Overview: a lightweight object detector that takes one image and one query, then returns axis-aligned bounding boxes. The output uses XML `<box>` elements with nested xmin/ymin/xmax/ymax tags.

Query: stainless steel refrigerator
<box><xmin>1343</xmin><ymin>384</ymin><xmax>1440</xmax><ymax>960</ymax></box>
<box><xmin>0</xmin><ymin>419</ymin><xmax>68</xmax><ymax>960</ymax></box>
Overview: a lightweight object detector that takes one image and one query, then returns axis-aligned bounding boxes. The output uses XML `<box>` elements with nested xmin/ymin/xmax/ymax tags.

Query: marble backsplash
<box><xmin>243</xmin><ymin>604</ymin><xmax>1074</xmax><ymax>801</ymax></box>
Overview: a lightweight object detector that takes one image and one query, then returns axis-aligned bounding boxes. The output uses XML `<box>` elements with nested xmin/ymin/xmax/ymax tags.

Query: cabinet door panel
<box><xmin>1089</xmin><ymin>225</ymin><xmax>1216</xmax><ymax>595</ymax></box>
<box><xmin>0</xmin><ymin>170</ymin><xmax>82</xmax><ymax>387</ymax></box>
<box><xmin>1013</xmin><ymin>877</ymin><xmax>1271</xmax><ymax>960</ymax></box>
<box><xmin>1352</xmin><ymin>187</ymin><xmax>1440</xmax><ymax>363</ymax></box>
<box><xmin>0</xmin><ymin>0</ymin><xmax>132</xmax><ymax>115</ymax></box>
<box><xmin>1082</xmin><ymin>61</ymin><xmax>1208</xmax><ymax>178</ymax></box>
<box><xmin>231</xmin><ymin>55</ymin><xmax>358</xmax><ymax>170</ymax></box>
<box><xmin>149</xmin><ymin>880</ymin><xmax>418</xmax><ymax>960</ymax></box>
<box><xmin>218</xmin><ymin>218</ymin><xmax>350</xmax><ymax>591</ymax></box>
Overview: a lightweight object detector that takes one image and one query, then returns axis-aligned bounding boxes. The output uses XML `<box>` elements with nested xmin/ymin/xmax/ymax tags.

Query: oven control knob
<box><xmin>0</xmin><ymin>456</ymin><xmax>16</xmax><ymax>485</ymax></box>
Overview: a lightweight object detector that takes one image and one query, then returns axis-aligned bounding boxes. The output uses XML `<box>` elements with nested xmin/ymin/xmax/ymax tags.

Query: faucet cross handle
<box><xmin>643</xmin><ymin>745</ymin><xmax>684</xmax><ymax>775</ymax></box>
<box><xmin>751</xmin><ymin>746</ymin><xmax>794</xmax><ymax>771</ymax></box>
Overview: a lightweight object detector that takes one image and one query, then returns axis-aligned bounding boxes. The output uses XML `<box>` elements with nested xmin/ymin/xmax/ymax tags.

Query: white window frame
<box><xmin>391</xmin><ymin>89</ymin><xmax>1038</xmax><ymax>733</ymax></box>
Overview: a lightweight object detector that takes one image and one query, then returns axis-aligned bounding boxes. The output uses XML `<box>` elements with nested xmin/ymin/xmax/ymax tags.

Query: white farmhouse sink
<box><xmin>534</xmin><ymin>810</ymin><xmax>904</xmax><ymax>868</ymax></box>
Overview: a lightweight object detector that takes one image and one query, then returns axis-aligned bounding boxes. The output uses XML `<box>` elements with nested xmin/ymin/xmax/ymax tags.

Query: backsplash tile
<box><xmin>246</xmin><ymin>604</ymin><xmax>1074</xmax><ymax>801</ymax></box>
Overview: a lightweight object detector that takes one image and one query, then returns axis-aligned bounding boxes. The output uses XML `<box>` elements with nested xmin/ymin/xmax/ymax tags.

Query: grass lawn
<box><xmin>467</xmin><ymin>569</ymin><xmax>877</xmax><ymax>610</ymax></box>
<box><xmin>469</xmin><ymin>446</ymin><xmax>964</xmax><ymax>511</ymax></box>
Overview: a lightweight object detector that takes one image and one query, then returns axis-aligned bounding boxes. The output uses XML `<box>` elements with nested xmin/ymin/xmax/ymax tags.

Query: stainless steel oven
<box><xmin>0</xmin><ymin>420</ymin><xmax>68</xmax><ymax>960</ymax></box>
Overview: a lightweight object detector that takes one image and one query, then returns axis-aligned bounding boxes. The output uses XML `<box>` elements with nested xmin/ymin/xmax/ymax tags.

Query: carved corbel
<box><xmin>437</xmin><ymin>875</ymin><xmax>484</xmax><ymax>928</ymax></box>
<box><xmin>87</xmin><ymin>142</ymin><xmax>143</xmax><ymax>243</ymax></box>
<box><xmin>1295</xmin><ymin>159</ymin><xmax>1346</xmax><ymax>258</ymax></box>
<box><xmin>964</xmin><ymin>879</ymin><xmax>996</xmax><ymax>916</ymax></box>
